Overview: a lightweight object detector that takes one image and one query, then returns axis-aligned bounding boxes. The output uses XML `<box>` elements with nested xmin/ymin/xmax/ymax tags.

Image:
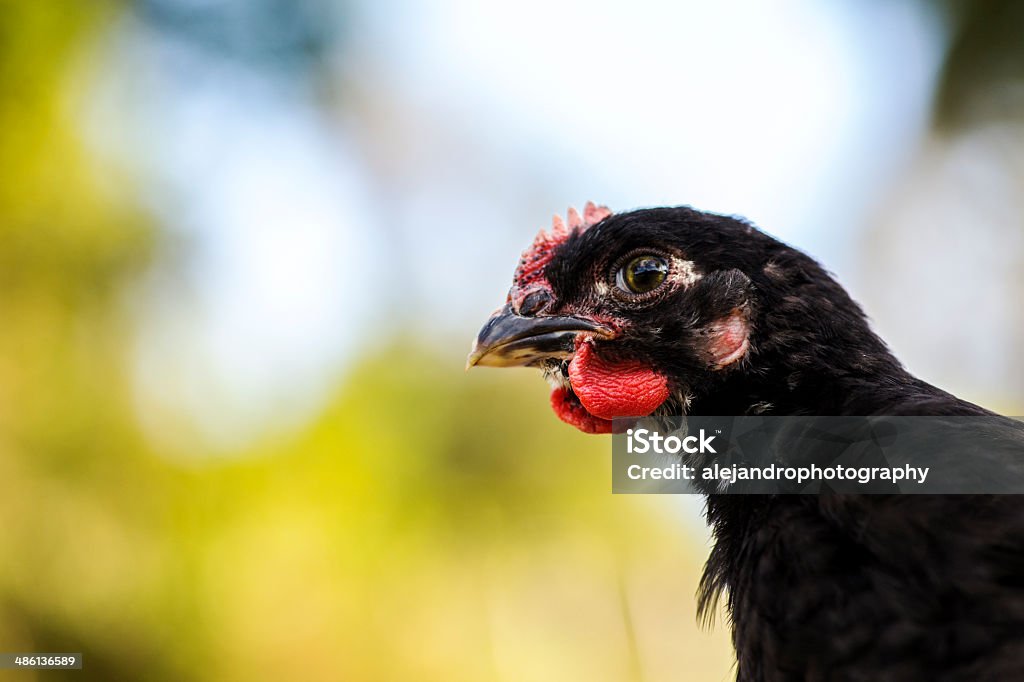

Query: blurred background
<box><xmin>1</xmin><ymin>1</ymin><xmax>1022</xmax><ymax>679</ymax></box>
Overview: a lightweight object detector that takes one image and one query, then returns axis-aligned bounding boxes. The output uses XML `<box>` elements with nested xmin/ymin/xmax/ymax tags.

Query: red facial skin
<box><xmin>510</xmin><ymin>204</ymin><xmax>612</xmax><ymax>314</ymax></box>
<box><xmin>551</xmin><ymin>338</ymin><xmax>670</xmax><ymax>434</ymax></box>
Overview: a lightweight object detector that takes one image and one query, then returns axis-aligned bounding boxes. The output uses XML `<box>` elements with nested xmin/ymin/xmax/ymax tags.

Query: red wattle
<box><xmin>550</xmin><ymin>387</ymin><xmax>613</xmax><ymax>434</ymax></box>
<box><xmin>568</xmin><ymin>341</ymin><xmax>669</xmax><ymax>420</ymax></box>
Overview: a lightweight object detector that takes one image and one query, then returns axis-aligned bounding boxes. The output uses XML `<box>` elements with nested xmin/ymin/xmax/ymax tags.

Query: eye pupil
<box><xmin>619</xmin><ymin>255</ymin><xmax>668</xmax><ymax>294</ymax></box>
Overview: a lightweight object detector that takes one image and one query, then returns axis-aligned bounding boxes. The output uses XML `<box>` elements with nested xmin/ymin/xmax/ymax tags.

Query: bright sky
<box><xmin>104</xmin><ymin>0</ymin><xmax>944</xmax><ymax>449</ymax></box>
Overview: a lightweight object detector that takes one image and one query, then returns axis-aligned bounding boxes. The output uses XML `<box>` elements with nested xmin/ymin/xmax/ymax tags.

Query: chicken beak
<box><xmin>466</xmin><ymin>303</ymin><xmax>615</xmax><ymax>369</ymax></box>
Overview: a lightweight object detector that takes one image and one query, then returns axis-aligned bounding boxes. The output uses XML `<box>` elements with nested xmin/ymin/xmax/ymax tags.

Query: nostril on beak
<box><xmin>517</xmin><ymin>288</ymin><xmax>552</xmax><ymax>317</ymax></box>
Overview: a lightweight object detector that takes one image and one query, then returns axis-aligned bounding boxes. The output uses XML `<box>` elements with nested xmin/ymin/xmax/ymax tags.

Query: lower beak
<box><xmin>466</xmin><ymin>303</ymin><xmax>615</xmax><ymax>369</ymax></box>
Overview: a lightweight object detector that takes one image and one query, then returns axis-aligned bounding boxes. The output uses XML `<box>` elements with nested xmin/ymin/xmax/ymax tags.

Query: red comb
<box><xmin>509</xmin><ymin>202</ymin><xmax>612</xmax><ymax>312</ymax></box>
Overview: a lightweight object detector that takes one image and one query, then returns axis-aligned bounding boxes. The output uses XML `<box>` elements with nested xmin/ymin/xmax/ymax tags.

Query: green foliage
<box><xmin>0</xmin><ymin>5</ymin><xmax>733</xmax><ymax>680</ymax></box>
<box><xmin>932</xmin><ymin>0</ymin><xmax>1024</xmax><ymax>130</ymax></box>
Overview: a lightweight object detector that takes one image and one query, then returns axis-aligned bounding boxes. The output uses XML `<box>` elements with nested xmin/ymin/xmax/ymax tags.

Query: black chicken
<box><xmin>468</xmin><ymin>204</ymin><xmax>1024</xmax><ymax>681</ymax></box>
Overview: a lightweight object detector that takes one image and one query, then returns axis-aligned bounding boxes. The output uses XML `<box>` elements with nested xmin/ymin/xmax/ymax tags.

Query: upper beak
<box><xmin>466</xmin><ymin>303</ymin><xmax>615</xmax><ymax>369</ymax></box>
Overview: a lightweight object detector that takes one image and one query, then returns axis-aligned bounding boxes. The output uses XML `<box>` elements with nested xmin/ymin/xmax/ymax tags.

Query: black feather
<box><xmin>544</xmin><ymin>206</ymin><xmax>1024</xmax><ymax>681</ymax></box>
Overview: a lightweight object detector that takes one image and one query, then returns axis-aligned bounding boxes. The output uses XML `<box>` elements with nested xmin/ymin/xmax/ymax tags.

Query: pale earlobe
<box><xmin>707</xmin><ymin>309</ymin><xmax>750</xmax><ymax>369</ymax></box>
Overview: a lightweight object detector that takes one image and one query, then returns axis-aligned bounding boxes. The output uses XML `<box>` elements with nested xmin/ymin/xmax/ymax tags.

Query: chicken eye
<box><xmin>617</xmin><ymin>255</ymin><xmax>669</xmax><ymax>294</ymax></box>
